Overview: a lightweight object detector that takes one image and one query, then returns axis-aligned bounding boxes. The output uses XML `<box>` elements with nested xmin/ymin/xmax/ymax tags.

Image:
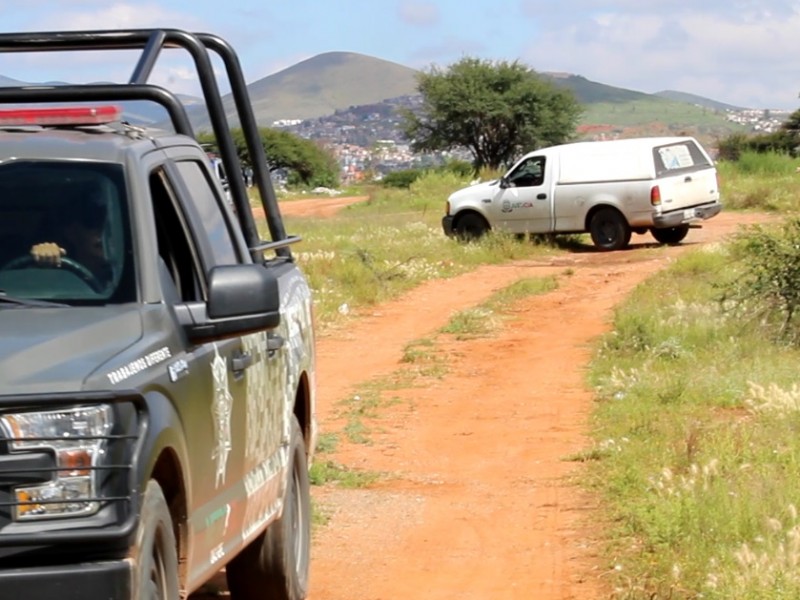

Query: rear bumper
<box><xmin>442</xmin><ymin>215</ymin><xmax>455</xmax><ymax>236</ymax></box>
<box><xmin>0</xmin><ymin>559</ymin><xmax>131</xmax><ymax>600</ymax></box>
<box><xmin>653</xmin><ymin>202</ymin><xmax>722</xmax><ymax>229</ymax></box>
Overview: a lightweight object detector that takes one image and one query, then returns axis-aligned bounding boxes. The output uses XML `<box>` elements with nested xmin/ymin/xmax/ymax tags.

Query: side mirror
<box><xmin>182</xmin><ymin>264</ymin><xmax>281</xmax><ymax>343</ymax></box>
<box><xmin>499</xmin><ymin>177</ymin><xmax>509</xmax><ymax>189</ymax></box>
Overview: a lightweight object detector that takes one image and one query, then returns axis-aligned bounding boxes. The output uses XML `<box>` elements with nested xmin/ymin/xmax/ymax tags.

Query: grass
<box><xmin>289</xmin><ymin>152</ymin><xmax>800</xmax><ymax>591</ymax></box>
<box><xmin>308</xmin><ymin>460</ymin><xmax>382</xmax><ymax>489</ymax></box>
<box><xmin>716</xmin><ymin>152</ymin><xmax>800</xmax><ymax>213</ymax></box>
<box><xmin>282</xmin><ymin>171</ymin><xmax>568</xmax><ymax>327</ymax></box>
<box><xmin>581</xmin><ymin>99</ymin><xmax>746</xmax><ymax>140</ymax></box>
<box><xmin>440</xmin><ymin>275</ymin><xmax>559</xmax><ymax>339</ymax></box>
<box><xmin>587</xmin><ymin>239</ymin><xmax>800</xmax><ymax>598</ymax></box>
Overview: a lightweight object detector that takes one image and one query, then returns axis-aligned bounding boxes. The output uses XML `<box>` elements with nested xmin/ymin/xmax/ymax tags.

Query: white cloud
<box><xmin>37</xmin><ymin>3</ymin><xmax>203</xmax><ymax>30</ymax></box>
<box><xmin>397</xmin><ymin>1</ymin><xmax>440</xmax><ymax>27</ymax></box>
<box><xmin>522</xmin><ymin>6</ymin><xmax>800</xmax><ymax>108</ymax></box>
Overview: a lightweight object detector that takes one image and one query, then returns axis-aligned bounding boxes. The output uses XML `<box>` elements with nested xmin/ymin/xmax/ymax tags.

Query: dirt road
<box><xmin>190</xmin><ymin>200</ymin><xmax>768</xmax><ymax>599</ymax></box>
<box><xmin>301</xmin><ymin>210</ymin><xmax>769</xmax><ymax>600</ymax></box>
<box><xmin>275</xmin><ymin>195</ymin><xmax>370</xmax><ymax>218</ymax></box>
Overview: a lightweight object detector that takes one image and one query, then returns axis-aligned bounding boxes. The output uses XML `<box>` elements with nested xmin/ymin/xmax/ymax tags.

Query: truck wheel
<box><xmin>130</xmin><ymin>480</ymin><xmax>180</xmax><ymax>600</ymax></box>
<box><xmin>454</xmin><ymin>213</ymin><xmax>489</xmax><ymax>240</ymax></box>
<box><xmin>589</xmin><ymin>208</ymin><xmax>631</xmax><ymax>251</ymax></box>
<box><xmin>651</xmin><ymin>225</ymin><xmax>689</xmax><ymax>245</ymax></box>
<box><xmin>227</xmin><ymin>416</ymin><xmax>311</xmax><ymax>600</ymax></box>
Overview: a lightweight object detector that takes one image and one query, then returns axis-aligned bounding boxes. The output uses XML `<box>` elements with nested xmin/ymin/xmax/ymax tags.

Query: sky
<box><xmin>0</xmin><ymin>0</ymin><xmax>798</xmax><ymax>110</ymax></box>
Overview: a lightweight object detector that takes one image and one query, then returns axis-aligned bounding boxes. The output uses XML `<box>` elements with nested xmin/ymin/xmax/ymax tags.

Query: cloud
<box><xmin>406</xmin><ymin>36</ymin><xmax>487</xmax><ymax>70</ymax></box>
<box><xmin>397</xmin><ymin>1</ymin><xmax>440</xmax><ymax>27</ymax></box>
<box><xmin>521</xmin><ymin>4</ymin><xmax>800</xmax><ymax>108</ymax></box>
<box><xmin>37</xmin><ymin>3</ymin><xmax>203</xmax><ymax>30</ymax></box>
<box><xmin>0</xmin><ymin>4</ymin><xmax>213</xmax><ymax>94</ymax></box>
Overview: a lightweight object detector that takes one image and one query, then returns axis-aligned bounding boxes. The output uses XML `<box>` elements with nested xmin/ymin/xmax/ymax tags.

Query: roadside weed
<box><xmin>308</xmin><ymin>460</ymin><xmax>382</xmax><ymax>488</ymax></box>
<box><xmin>588</xmin><ymin>242</ymin><xmax>800</xmax><ymax>598</ymax></box>
<box><xmin>284</xmin><ymin>171</ymin><xmax>567</xmax><ymax>327</ymax></box>
<box><xmin>441</xmin><ymin>276</ymin><xmax>558</xmax><ymax>339</ymax></box>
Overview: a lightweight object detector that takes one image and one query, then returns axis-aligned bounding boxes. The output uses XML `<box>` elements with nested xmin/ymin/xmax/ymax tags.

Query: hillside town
<box><xmin>273</xmin><ymin>95</ymin><xmax>794</xmax><ymax>182</ymax></box>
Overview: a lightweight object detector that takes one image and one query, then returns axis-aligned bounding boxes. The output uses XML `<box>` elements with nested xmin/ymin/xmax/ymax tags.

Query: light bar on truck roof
<box><xmin>0</xmin><ymin>105</ymin><xmax>121</xmax><ymax>127</ymax></box>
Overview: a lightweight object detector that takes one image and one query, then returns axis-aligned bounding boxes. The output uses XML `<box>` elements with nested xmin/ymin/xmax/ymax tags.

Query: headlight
<box><xmin>0</xmin><ymin>405</ymin><xmax>112</xmax><ymax>520</ymax></box>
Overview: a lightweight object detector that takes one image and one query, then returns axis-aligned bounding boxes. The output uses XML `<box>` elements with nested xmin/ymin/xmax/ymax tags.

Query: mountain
<box><xmin>654</xmin><ymin>90</ymin><xmax>743</xmax><ymax>112</ymax></box>
<box><xmin>542</xmin><ymin>72</ymin><xmax>655</xmax><ymax>104</ymax></box>
<box><xmin>0</xmin><ymin>75</ymin><xmax>203</xmax><ymax>125</ymax></box>
<box><xmin>249</xmin><ymin>52</ymin><xmax>418</xmax><ymax>120</ymax></box>
<box><xmin>2</xmin><ymin>53</ymin><xmax>745</xmax><ymax>138</ymax></box>
<box><xmin>0</xmin><ymin>75</ymin><xmax>24</xmax><ymax>87</ymax></box>
<box><xmin>186</xmin><ymin>51</ymin><xmax>420</xmax><ymax>131</ymax></box>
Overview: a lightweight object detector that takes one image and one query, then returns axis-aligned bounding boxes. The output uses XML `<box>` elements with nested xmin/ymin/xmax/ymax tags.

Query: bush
<box><xmin>716</xmin><ymin>132</ymin><xmax>750</xmax><ymax>161</ymax></box>
<box><xmin>717</xmin><ymin>109</ymin><xmax>800</xmax><ymax>160</ymax></box>
<box><xmin>382</xmin><ymin>169</ymin><xmax>423</xmax><ymax>189</ymax></box>
<box><xmin>733</xmin><ymin>151</ymin><xmax>799</xmax><ymax>175</ymax></box>
<box><xmin>721</xmin><ymin>218</ymin><xmax>800</xmax><ymax>343</ymax></box>
<box><xmin>442</xmin><ymin>160</ymin><xmax>474</xmax><ymax>178</ymax></box>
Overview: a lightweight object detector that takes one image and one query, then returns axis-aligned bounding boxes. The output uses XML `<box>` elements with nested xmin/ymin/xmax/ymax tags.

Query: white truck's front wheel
<box><xmin>454</xmin><ymin>213</ymin><xmax>490</xmax><ymax>241</ymax></box>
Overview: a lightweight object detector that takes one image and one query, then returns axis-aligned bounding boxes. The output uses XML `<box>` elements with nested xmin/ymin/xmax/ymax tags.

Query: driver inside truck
<box><xmin>30</xmin><ymin>189</ymin><xmax>112</xmax><ymax>288</ymax></box>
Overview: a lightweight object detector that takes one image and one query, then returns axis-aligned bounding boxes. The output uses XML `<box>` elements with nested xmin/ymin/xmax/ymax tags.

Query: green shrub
<box><xmin>731</xmin><ymin>151</ymin><xmax>798</xmax><ymax>176</ymax></box>
<box><xmin>441</xmin><ymin>159</ymin><xmax>474</xmax><ymax>178</ymax></box>
<box><xmin>717</xmin><ymin>132</ymin><xmax>750</xmax><ymax>161</ymax></box>
<box><xmin>381</xmin><ymin>169</ymin><xmax>423</xmax><ymax>189</ymax></box>
<box><xmin>715</xmin><ymin>155</ymin><xmax>800</xmax><ymax>212</ymax></box>
<box><xmin>720</xmin><ymin>218</ymin><xmax>800</xmax><ymax>343</ymax></box>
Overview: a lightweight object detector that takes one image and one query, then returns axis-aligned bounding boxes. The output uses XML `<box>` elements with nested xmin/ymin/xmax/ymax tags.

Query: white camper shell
<box><xmin>442</xmin><ymin>136</ymin><xmax>722</xmax><ymax>250</ymax></box>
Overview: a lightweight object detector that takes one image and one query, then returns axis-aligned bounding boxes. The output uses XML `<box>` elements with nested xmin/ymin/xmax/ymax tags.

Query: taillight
<box><xmin>650</xmin><ymin>185</ymin><xmax>661</xmax><ymax>206</ymax></box>
<box><xmin>0</xmin><ymin>105</ymin><xmax>121</xmax><ymax>126</ymax></box>
<box><xmin>445</xmin><ymin>201</ymin><xmax>451</xmax><ymax>215</ymax></box>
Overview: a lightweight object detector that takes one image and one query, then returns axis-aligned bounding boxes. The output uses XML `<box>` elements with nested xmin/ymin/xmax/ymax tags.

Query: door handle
<box><xmin>231</xmin><ymin>351</ymin><xmax>253</xmax><ymax>372</ymax></box>
<box><xmin>267</xmin><ymin>334</ymin><xmax>285</xmax><ymax>357</ymax></box>
<box><xmin>684</xmin><ymin>175</ymin><xmax>693</xmax><ymax>182</ymax></box>
<box><xmin>537</xmin><ymin>193</ymin><xmax>547</xmax><ymax>200</ymax></box>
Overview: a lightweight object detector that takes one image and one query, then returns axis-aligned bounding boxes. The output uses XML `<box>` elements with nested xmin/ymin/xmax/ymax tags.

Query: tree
<box><xmin>199</xmin><ymin>128</ymin><xmax>340</xmax><ymax>189</ymax></box>
<box><xmin>401</xmin><ymin>57</ymin><xmax>582</xmax><ymax>171</ymax></box>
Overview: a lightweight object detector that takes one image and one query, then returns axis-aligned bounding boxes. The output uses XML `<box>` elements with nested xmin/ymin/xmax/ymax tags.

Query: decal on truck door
<box><xmin>211</xmin><ymin>343</ymin><xmax>233</xmax><ymax>487</ymax></box>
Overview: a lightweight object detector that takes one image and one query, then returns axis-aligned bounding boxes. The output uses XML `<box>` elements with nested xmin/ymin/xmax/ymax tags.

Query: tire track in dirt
<box><xmin>307</xmin><ymin>213</ymin><xmax>772</xmax><ymax>600</ymax></box>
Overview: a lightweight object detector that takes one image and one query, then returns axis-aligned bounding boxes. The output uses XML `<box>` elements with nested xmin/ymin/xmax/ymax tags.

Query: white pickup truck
<box><xmin>442</xmin><ymin>136</ymin><xmax>722</xmax><ymax>250</ymax></box>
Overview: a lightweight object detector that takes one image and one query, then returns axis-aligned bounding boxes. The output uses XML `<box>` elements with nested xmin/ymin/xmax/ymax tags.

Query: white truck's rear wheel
<box><xmin>589</xmin><ymin>208</ymin><xmax>631</xmax><ymax>251</ymax></box>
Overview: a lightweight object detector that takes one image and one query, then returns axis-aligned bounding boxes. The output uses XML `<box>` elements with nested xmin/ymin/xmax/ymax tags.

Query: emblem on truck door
<box><xmin>211</xmin><ymin>344</ymin><xmax>233</xmax><ymax>487</ymax></box>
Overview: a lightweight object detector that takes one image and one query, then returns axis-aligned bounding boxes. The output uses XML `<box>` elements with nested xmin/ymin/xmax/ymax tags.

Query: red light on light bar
<box><xmin>0</xmin><ymin>105</ymin><xmax>121</xmax><ymax>126</ymax></box>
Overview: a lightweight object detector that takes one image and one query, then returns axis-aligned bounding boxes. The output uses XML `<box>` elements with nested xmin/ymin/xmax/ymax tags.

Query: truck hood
<box><xmin>0</xmin><ymin>305</ymin><xmax>143</xmax><ymax>395</ymax></box>
<box><xmin>448</xmin><ymin>179</ymin><xmax>500</xmax><ymax>204</ymax></box>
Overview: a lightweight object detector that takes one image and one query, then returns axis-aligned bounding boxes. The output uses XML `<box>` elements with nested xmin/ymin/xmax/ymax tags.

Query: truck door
<box><xmin>143</xmin><ymin>162</ymin><xmax>247</xmax><ymax>579</ymax></box>
<box><xmin>493</xmin><ymin>155</ymin><xmax>553</xmax><ymax>233</ymax></box>
<box><xmin>147</xmin><ymin>153</ymin><xmax>286</xmax><ymax>585</ymax></box>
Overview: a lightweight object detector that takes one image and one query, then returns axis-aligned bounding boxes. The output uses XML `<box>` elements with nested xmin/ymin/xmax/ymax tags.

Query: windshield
<box><xmin>0</xmin><ymin>160</ymin><xmax>134</xmax><ymax>305</ymax></box>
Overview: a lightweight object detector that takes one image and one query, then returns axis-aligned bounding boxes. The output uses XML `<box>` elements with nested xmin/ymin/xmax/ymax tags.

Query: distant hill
<box><xmin>543</xmin><ymin>73</ymin><xmax>655</xmax><ymax>104</ymax></box>
<box><xmin>654</xmin><ymin>90</ymin><xmax>743</xmax><ymax>112</ymax></box>
<box><xmin>0</xmin><ymin>75</ymin><xmax>24</xmax><ymax>87</ymax></box>
<box><xmin>1</xmin><ymin>53</ymin><xmax>747</xmax><ymax>140</ymax></box>
<box><xmin>0</xmin><ymin>75</ymin><xmax>203</xmax><ymax>125</ymax></box>
<box><xmin>187</xmin><ymin>51</ymin><xmax>420</xmax><ymax>131</ymax></box>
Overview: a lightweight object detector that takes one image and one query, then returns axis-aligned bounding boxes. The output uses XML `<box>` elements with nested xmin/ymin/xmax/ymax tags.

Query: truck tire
<box><xmin>589</xmin><ymin>208</ymin><xmax>631</xmax><ymax>251</ymax></box>
<box><xmin>130</xmin><ymin>480</ymin><xmax>180</xmax><ymax>600</ymax></box>
<box><xmin>454</xmin><ymin>213</ymin><xmax>489</xmax><ymax>240</ymax></box>
<box><xmin>651</xmin><ymin>225</ymin><xmax>689</xmax><ymax>245</ymax></box>
<box><xmin>227</xmin><ymin>416</ymin><xmax>311</xmax><ymax>600</ymax></box>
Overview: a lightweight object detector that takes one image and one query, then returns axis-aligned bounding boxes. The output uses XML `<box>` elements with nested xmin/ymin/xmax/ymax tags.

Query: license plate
<box><xmin>683</xmin><ymin>208</ymin><xmax>696</xmax><ymax>220</ymax></box>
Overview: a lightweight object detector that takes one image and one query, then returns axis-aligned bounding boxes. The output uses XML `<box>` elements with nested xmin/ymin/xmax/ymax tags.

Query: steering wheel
<box><xmin>0</xmin><ymin>254</ymin><xmax>104</xmax><ymax>292</ymax></box>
